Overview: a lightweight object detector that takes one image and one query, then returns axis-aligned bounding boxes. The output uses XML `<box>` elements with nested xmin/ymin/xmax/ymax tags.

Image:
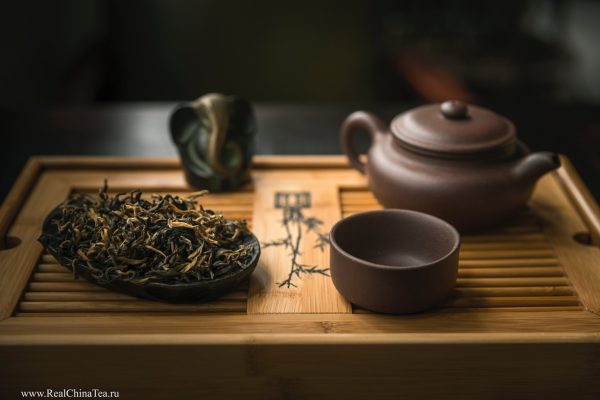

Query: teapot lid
<box><xmin>391</xmin><ymin>100</ymin><xmax>516</xmax><ymax>157</ymax></box>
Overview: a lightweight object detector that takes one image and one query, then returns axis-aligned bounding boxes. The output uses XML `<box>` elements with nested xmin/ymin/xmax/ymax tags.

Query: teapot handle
<box><xmin>340</xmin><ymin>111</ymin><xmax>387</xmax><ymax>174</ymax></box>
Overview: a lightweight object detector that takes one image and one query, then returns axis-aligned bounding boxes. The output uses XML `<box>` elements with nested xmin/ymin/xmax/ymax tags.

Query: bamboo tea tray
<box><xmin>1</xmin><ymin>156</ymin><xmax>600</xmax><ymax>399</ymax></box>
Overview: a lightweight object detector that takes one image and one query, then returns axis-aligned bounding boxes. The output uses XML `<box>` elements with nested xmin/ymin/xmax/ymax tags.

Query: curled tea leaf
<box><xmin>39</xmin><ymin>183</ymin><xmax>254</xmax><ymax>285</ymax></box>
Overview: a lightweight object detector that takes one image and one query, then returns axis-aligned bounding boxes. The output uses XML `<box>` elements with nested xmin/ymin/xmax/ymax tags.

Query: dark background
<box><xmin>1</xmin><ymin>0</ymin><xmax>600</xmax><ymax>201</ymax></box>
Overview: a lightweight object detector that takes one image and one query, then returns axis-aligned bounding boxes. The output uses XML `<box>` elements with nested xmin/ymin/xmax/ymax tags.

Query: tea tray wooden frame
<box><xmin>1</xmin><ymin>155</ymin><xmax>600</xmax><ymax>399</ymax></box>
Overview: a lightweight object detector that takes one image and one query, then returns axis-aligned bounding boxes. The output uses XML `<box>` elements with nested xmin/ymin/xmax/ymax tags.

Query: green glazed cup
<box><xmin>170</xmin><ymin>93</ymin><xmax>256</xmax><ymax>192</ymax></box>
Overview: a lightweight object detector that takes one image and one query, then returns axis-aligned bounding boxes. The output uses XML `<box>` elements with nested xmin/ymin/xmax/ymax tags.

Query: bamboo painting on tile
<box><xmin>247</xmin><ymin>171</ymin><xmax>353</xmax><ymax>314</ymax></box>
<box><xmin>262</xmin><ymin>191</ymin><xmax>331</xmax><ymax>288</ymax></box>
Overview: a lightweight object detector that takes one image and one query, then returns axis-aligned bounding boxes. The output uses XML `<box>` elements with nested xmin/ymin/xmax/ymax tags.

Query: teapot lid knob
<box><xmin>440</xmin><ymin>100</ymin><xmax>468</xmax><ymax>119</ymax></box>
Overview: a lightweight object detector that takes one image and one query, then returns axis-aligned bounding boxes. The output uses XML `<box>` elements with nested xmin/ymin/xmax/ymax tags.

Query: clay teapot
<box><xmin>340</xmin><ymin>100</ymin><xmax>560</xmax><ymax>231</ymax></box>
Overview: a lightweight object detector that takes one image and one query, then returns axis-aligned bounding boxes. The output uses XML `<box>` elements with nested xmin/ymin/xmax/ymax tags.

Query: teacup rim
<box><xmin>329</xmin><ymin>209</ymin><xmax>461</xmax><ymax>271</ymax></box>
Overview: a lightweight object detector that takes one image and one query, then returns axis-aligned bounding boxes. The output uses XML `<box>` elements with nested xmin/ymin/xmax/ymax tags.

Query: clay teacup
<box><xmin>329</xmin><ymin>209</ymin><xmax>460</xmax><ymax>314</ymax></box>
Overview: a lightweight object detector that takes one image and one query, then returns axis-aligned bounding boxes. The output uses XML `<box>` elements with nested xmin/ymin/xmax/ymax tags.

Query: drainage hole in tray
<box><xmin>572</xmin><ymin>232</ymin><xmax>594</xmax><ymax>246</ymax></box>
<box><xmin>0</xmin><ymin>235</ymin><xmax>22</xmax><ymax>250</ymax></box>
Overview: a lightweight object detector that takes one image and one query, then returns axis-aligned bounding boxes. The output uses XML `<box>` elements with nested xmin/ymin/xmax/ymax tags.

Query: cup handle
<box><xmin>340</xmin><ymin>111</ymin><xmax>387</xmax><ymax>174</ymax></box>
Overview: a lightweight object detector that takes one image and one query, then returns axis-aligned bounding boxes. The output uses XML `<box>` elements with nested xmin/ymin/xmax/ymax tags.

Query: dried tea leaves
<box><xmin>40</xmin><ymin>182</ymin><xmax>254</xmax><ymax>285</ymax></box>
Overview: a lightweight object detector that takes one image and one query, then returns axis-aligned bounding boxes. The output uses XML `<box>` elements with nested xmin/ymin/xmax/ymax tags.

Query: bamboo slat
<box><xmin>455</xmin><ymin>277</ymin><xmax>570</xmax><ymax>287</ymax></box>
<box><xmin>459</xmin><ymin>258</ymin><xmax>559</xmax><ymax>267</ymax></box>
<box><xmin>23</xmin><ymin>291</ymin><xmax>247</xmax><ymax>302</ymax></box>
<box><xmin>457</xmin><ymin>267</ymin><xmax>564</xmax><ymax>278</ymax></box>
<box><xmin>19</xmin><ymin>301</ymin><xmax>246</xmax><ymax>313</ymax></box>
<box><xmin>453</xmin><ymin>286</ymin><xmax>574</xmax><ymax>297</ymax></box>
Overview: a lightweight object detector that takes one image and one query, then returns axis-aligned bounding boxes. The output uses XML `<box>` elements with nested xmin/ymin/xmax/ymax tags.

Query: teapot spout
<box><xmin>513</xmin><ymin>152</ymin><xmax>561</xmax><ymax>186</ymax></box>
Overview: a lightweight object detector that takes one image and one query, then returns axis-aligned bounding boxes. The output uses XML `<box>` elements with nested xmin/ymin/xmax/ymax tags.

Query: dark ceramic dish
<box><xmin>39</xmin><ymin>207</ymin><xmax>260</xmax><ymax>303</ymax></box>
<box><xmin>329</xmin><ymin>209</ymin><xmax>460</xmax><ymax>314</ymax></box>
